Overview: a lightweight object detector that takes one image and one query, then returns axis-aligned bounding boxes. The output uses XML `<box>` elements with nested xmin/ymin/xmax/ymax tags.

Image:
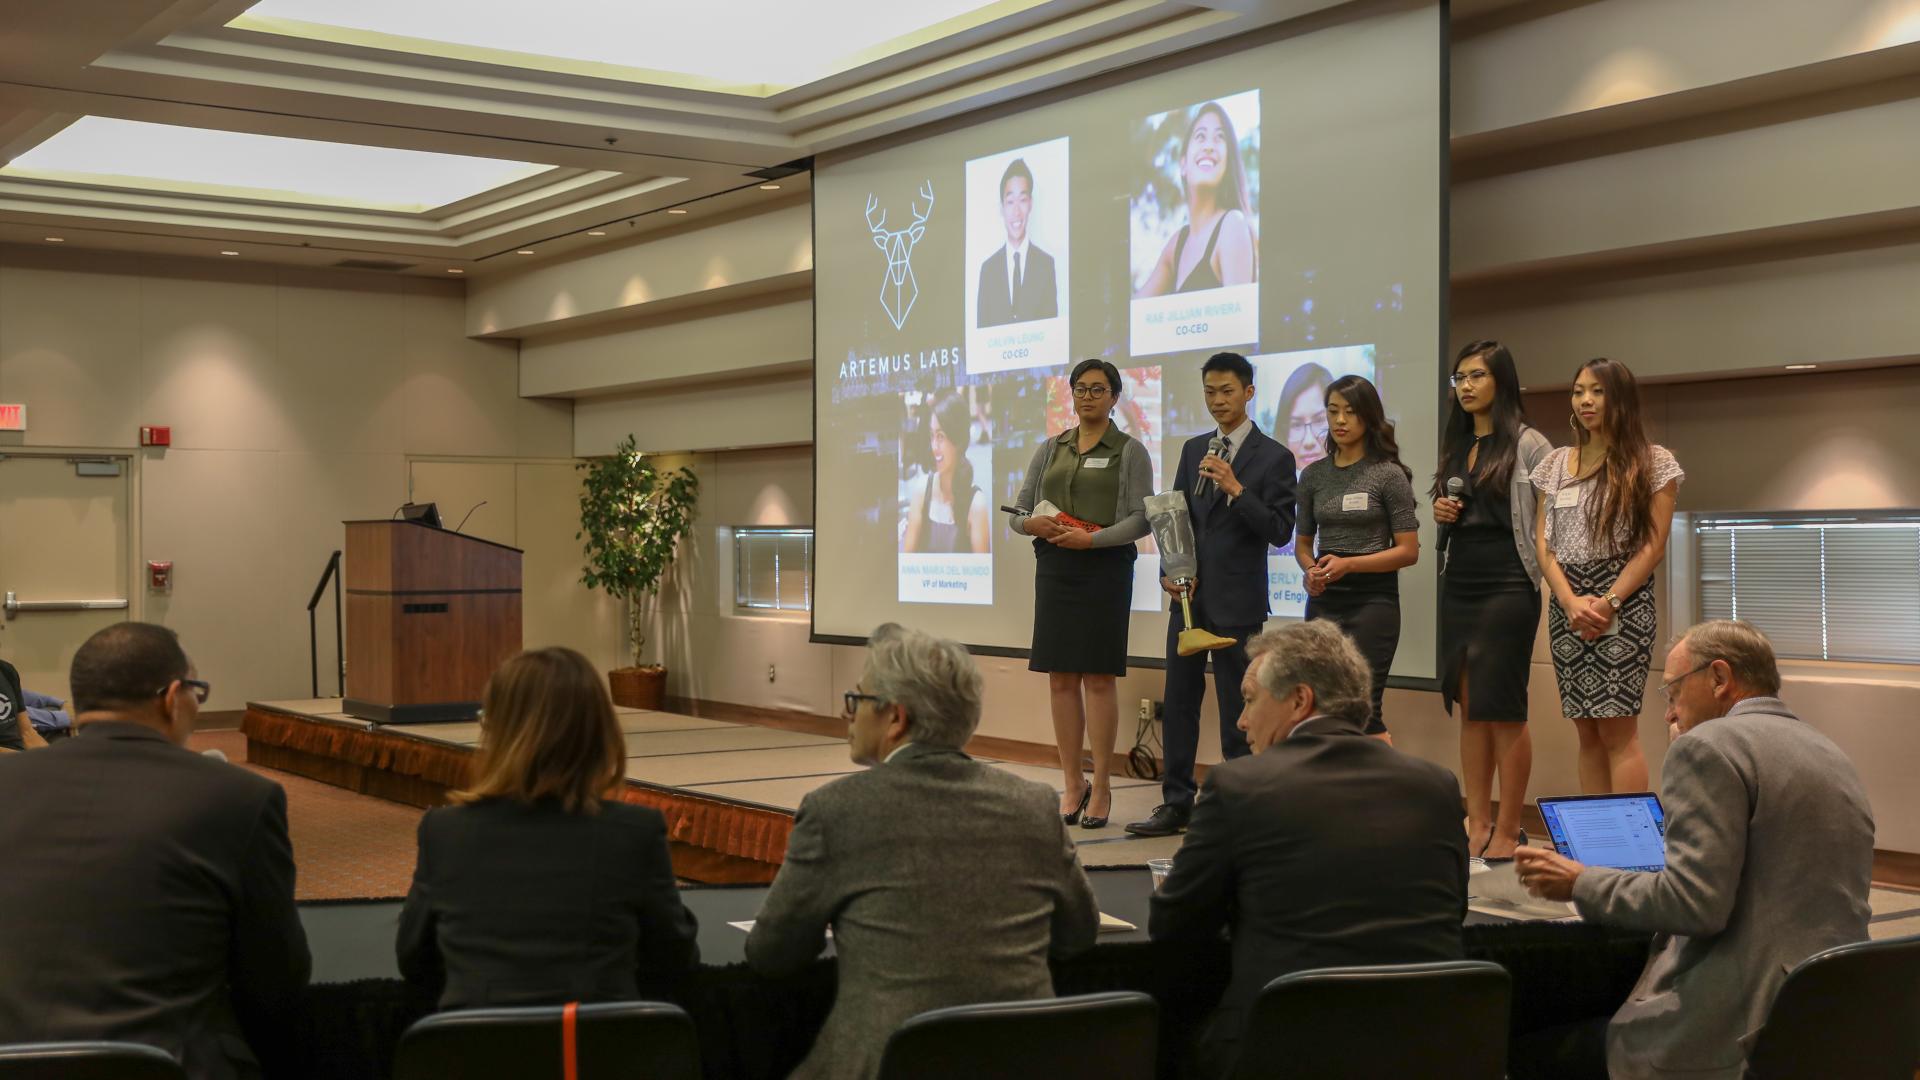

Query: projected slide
<box><xmin>1130</xmin><ymin>91</ymin><xmax>1261</xmax><ymax>357</ymax></box>
<box><xmin>966</xmin><ymin>138</ymin><xmax>1070</xmax><ymax>374</ymax></box>
<box><xmin>812</xmin><ymin>2</ymin><xmax>1443</xmax><ymax>672</ymax></box>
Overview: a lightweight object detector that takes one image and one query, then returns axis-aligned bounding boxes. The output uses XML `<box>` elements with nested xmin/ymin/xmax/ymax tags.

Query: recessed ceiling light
<box><xmin>1784</xmin><ymin>364</ymin><xmax>1817</xmax><ymax>370</ymax></box>
<box><xmin>587</xmin><ymin>230</ymin><xmax>606</xmax><ymax>236</ymax></box>
<box><xmin>446</xmin><ymin>268</ymin><xmax>464</xmax><ymax>274</ymax></box>
<box><xmin>666</xmin><ymin>208</ymin><xmax>687</xmax><ymax>215</ymax></box>
<box><xmin>759</xmin><ymin>183</ymin><xmax>781</xmax><ymax>190</ymax></box>
<box><xmin>516</xmin><ymin>249</ymin><xmax>536</xmax><ymax>255</ymax></box>
<box><xmin>220</xmin><ymin>250</ymin><xmax>240</xmax><ymax>256</ymax></box>
<box><xmin>44</xmin><ymin>236</ymin><xmax>64</xmax><ymax>242</ymax></box>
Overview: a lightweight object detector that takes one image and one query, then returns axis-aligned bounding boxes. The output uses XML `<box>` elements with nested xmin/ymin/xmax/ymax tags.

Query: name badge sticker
<box><xmin>1083</xmin><ymin>457</ymin><xmax>1112</xmax><ymax>469</ymax></box>
<box><xmin>1341</xmin><ymin>492</ymin><xmax>1370</xmax><ymax>512</ymax></box>
<box><xmin>1554</xmin><ymin>486</ymin><xmax>1580</xmax><ymax>509</ymax></box>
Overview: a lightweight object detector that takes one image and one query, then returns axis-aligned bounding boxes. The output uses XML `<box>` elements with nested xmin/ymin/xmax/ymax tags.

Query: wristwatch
<box><xmin>1604</xmin><ymin>591</ymin><xmax>1622</xmax><ymax>611</ymax></box>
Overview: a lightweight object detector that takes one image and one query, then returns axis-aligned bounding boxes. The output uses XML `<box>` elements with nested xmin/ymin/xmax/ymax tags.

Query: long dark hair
<box><xmin>1433</xmin><ymin>340</ymin><xmax>1526</xmax><ymax>499</ymax></box>
<box><xmin>1324</xmin><ymin>375</ymin><xmax>1411</xmax><ymax>479</ymax></box>
<box><xmin>1181</xmin><ymin>102</ymin><xmax>1258</xmax><ymax>276</ymax></box>
<box><xmin>930</xmin><ymin>390</ymin><xmax>975</xmax><ymax>497</ymax></box>
<box><xmin>1571</xmin><ymin>357</ymin><xmax>1656</xmax><ymax>552</ymax></box>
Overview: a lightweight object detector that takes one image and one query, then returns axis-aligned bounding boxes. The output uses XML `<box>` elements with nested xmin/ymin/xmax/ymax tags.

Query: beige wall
<box><xmin>0</xmin><ymin>247</ymin><xmax>573</xmax><ymax>710</ymax></box>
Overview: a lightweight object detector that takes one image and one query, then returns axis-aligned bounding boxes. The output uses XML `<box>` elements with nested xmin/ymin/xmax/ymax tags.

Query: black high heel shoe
<box><xmin>1081</xmin><ymin>787</ymin><xmax>1111</xmax><ymax>830</ymax></box>
<box><xmin>1062</xmin><ymin>781</ymin><xmax>1092</xmax><ymax>826</ymax></box>
<box><xmin>1474</xmin><ymin>823</ymin><xmax>1495</xmax><ymax>860</ymax></box>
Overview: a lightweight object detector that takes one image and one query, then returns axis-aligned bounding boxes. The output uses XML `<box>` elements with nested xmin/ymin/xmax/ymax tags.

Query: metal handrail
<box><xmin>307</xmin><ymin>551</ymin><xmax>344</xmax><ymax>698</ymax></box>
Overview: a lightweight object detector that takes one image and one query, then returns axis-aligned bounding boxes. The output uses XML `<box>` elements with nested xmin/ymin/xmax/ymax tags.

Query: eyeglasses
<box><xmin>1287</xmin><ymin>415</ymin><xmax>1327</xmax><ymax>439</ymax></box>
<box><xmin>158</xmin><ymin>678</ymin><xmax>211</xmax><ymax>705</ymax></box>
<box><xmin>1070</xmin><ymin>384</ymin><xmax>1111</xmax><ymax>399</ymax></box>
<box><xmin>1449</xmin><ymin>369</ymin><xmax>1493</xmax><ymax>387</ymax></box>
<box><xmin>844</xmin><ymin>691</ymin><xmax>886</xmax><ymax>716</ymax></box>
<box><xmin>1658</xmin><ymin>662</ymin><xmax>1714</xmax><ymax>700</ymax></box>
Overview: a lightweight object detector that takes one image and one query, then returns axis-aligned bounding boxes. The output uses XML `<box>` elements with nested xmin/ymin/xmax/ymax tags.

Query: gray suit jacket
<box><xmin>746</xmin><ymin>742</ymin><xmax>1100</xmax><ymax>1080</ymax></box>
<box><xmin>1572</xmin><ymin>697</ymin><xmax>1874</xmax><ymax>1080</ymax></box>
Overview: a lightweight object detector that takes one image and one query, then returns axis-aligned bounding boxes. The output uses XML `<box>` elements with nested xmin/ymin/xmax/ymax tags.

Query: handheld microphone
<box><xmin>1437</xmin><ymin>476</ymin><xmax>1467</xmax><ymax>554</ymax></box>
<box><xmin>452</xmin><ymin>501</ymin><xmax>487</xmax><ymax>534</ymax></box>
<box><xmin>1196</xmin><ymin>434</ymin><xmax>1227</xmax><ymax>498</ymax></box>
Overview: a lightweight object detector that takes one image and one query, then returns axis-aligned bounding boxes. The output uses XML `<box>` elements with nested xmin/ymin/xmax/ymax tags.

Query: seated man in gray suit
<box><xmin>0</xmin><ymin>623</ymin><xmax>311</xmax><ymax>1080</ymax></box>
<box><xmin>1515</xmin><ymin>620</ymin><xmax>1874</xmax><ymax>1080</ymax></box>
<box><xmin>747</xmin><ymin>622</ymin><xmax>1100</xmax><ymax>1080</ymax></box>
<box><xmin>1151</xmin><ymin>620</ymin><xmax>1468</xmax><ymax>1078</ymax></box>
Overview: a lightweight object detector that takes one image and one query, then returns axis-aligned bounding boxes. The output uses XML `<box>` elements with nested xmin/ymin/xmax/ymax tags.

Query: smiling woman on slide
<box><xmin>1135</xmin><ymin>101</ymin><xmax>1258</xmax><ymax>299</ymax></box>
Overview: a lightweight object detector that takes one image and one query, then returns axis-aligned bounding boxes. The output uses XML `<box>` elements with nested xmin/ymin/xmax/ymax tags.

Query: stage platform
<box><xmin>242</xmin><ymin>699</ymin><xmax>1189</xmax><ymax>885</ymax></box>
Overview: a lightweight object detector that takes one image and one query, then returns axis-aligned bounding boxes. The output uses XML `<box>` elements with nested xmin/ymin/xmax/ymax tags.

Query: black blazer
<box><xmin>1170</xmin><ymin>423</ymin><xmax>1297</xmax><ymax>628</ymax></box>
<box><xmin>397</xmin><ymin>798</ymin><xmax>700</xmax><ymax>1010</ymax></box>
<box><xmin>976</xmin><ymin>243</ymin><xmax>1058</xmax><ymax>327</ymax></box>
<box><xmin>0</xmin><ymin>722</ymin><xmax>310</xmax><ymax>1080</ymax></box>
<box><xmin>1149</xmin><ymin>715</ymin><xmax>1467</xmax><ymax>1059</ymax></box>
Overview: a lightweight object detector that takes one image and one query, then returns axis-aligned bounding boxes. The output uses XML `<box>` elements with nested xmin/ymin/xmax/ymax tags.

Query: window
<box><xmin>1694</xmin><ymin>512</ymin><xmax>1920</xmax><ymax>664</ymax></box>
<box><xmin>734</xmin><ymin>528</ymin><xmax>813</xmax><ymax>612</ymax></box>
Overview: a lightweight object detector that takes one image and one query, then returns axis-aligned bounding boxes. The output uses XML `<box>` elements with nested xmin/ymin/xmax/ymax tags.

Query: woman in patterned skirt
<box><xmin>1530</xmin><ymin>357</ymin><xmax>1683</xmax><ymax>794</ymax></box>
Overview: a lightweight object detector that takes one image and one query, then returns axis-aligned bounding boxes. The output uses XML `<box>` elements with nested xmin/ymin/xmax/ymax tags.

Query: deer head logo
<box><xmin>866</xmin><ymin>181</ymin><xmax>935</xmax><ymax>330</ymax></box>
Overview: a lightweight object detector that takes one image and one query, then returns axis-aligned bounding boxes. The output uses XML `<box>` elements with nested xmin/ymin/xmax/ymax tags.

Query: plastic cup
<box><xmin>1147</xmin><ymin>858</ymin><xmax>1174</xmax><ymax>891</ymax></box>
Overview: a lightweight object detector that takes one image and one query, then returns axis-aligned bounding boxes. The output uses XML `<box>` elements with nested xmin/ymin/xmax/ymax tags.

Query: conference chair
<box><xmin>1231</xmin><ymin>960</ymin><xmax>1511</xmax><ymax>1080</ymax></box>
<box><xmin>392</xmin><ymin>1001</ymin><xmax>700</xmax><ymax>1080</ymax></box>
<box><xmin>876</xmin><ymin>991</ymin><xmax>1159</xmax><ymax>1080</ymax></box>
<box><xmin>1743</xmin><ymin>932</ymin><xmax>1920</xmax><ymax>1080</ymax></box>
<box><xmin>0</xmin><ymin>1041</ymin><xmax>186</xmax><ymax>1080</ymax></box>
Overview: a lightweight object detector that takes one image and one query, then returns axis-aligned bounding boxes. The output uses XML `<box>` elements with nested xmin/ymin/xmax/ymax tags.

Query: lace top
<box><xmin>1530</xmin><ymin>445</ymin><xmax>1683</xmax><ymax>562</ymax></box>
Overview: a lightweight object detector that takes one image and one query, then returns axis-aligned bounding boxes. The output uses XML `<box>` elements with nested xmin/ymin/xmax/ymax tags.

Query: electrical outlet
<box><xmin>767</xmin><ymin>663</ymin><xmax>776</xmax><ymax>683</ymax></box>
<box><xmin>1139</xmin><ymin>698</ymin><xmax>1154</xmax><ymax>723</ymax></box>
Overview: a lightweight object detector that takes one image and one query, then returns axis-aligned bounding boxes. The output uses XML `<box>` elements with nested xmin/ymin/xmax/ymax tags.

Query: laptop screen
<box><xmin>1537</xmin><ymin>793</ymin><xmax>1667</xmax><ymax>872</ymax></box>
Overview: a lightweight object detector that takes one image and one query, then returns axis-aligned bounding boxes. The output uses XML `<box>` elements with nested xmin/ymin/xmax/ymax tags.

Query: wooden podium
<box><xmin>342</xmin><ymin>520</ymin><xmax>522</xmax><ymax>725</ymax></box>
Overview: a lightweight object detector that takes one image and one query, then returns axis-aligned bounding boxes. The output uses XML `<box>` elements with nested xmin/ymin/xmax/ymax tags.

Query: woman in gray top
<box><xmin>1294</xmin><ymin>375</ymin><xmax>1420</xmax><ymax>738</ymax></box>
<box><xmin>1007</xmin><ymin>359</ymin><xmax>1152</xmax><ymax>829</ymax></box>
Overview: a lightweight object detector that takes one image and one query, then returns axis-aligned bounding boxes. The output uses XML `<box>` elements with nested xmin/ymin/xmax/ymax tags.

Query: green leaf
<box><xmin>577</xmin><ymin>435</ymin><xmax>700</xmax><ymax>666</ymax></box>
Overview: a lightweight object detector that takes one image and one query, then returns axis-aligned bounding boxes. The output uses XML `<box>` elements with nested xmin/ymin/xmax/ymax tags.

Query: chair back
<box><xmin>876</xmin><ymin>991</ymin><xmax>1158</xmax><ymax>1080</ymax></box>
<box><xmin>393</xmin><ymin>1001</ymin><xmax>700</xmax><ymax>1080</ymax></box>
<box><xmin>1744</xmin><ymin>933</ymin><xmax>1920</xmax><ymax>1080</ymax></box>
<box><xmin>0</xmin><ymin>1041</ymin><xmax>186</xmax><ymax>1080</ymax></box>
<box><xmin>1231</xmin><ymin>960</ymin><xmax>1510</xmax><ymax>1080</ymax></box>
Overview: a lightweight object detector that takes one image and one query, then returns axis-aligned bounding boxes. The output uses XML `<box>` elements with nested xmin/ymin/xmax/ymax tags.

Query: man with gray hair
<box><xmin>748</xmin><ymin>623</ymin><xmax>1099</xmax><ymax>1080</ymax></box>
<box><xmin>1514</xmin><ymin>620</ymin><xmax>1873</xmax><ymax>1080</ymax></box>
<box><xmin>1151</xmin><ymin>619</ymin><xmax>1467</xmax><ymax>1077</ymax></box>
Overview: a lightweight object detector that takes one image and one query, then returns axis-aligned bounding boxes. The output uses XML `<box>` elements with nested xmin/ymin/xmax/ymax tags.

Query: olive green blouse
<box><xmin>1039</xmin><ymin>423</ymin><xmax>1129</xmax><ymax>525</ymax></box>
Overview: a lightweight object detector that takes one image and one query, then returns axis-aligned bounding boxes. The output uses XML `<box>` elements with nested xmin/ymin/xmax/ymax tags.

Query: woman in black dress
<box><xmin>1008</xmin><ymin>359</ymin><xmax>1152</xmax><ymax>829</ymax></box>
<box><xmin>1432</xmin><ymin>341</ymin><xmax>1552</xmax><ymax>860</ymax></box>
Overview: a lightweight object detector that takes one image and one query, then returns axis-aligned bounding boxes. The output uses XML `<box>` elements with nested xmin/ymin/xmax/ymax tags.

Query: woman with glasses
<box><xmin>1530</xmin><ymin>358</ymin><xmax>1684</xmax><ymax>794</ymax></box>
<box><xmin>1294</xmin><ymin>374</ymin><xmax>1420</xmax><ymax>740</ymax></box>
<box><xmin>1273</xmin><ymin>362</ymin><xmax>1332</xmax><ymax>473</ymax></box>
<box><xmin>1431</xmin><ymin>341</ymin><xmax>1552</xmax><ymax>860</ymax></box>
<box><xmin>398</xmin><ymin>647</ymin><xmax>699</xmax><ymax>1008</ymax></box>
<box><xmin>1008</xmin><ymin>358</ymin><xmax>1152</xmax><ymax>829</ymax></box>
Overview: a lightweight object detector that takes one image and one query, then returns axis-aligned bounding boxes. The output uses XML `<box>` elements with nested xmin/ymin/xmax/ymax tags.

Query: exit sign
<box><xmin>0</xmin><ymin>404</ymin><xmax>23</xmax><ymax>431</ymax></box>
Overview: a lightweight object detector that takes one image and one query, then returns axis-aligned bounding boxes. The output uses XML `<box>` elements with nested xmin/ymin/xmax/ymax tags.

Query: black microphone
<box><xmin>452</xmin><ymin>501</ymin><xmax>487</xmax><ymax>534</ymax></box>
<box><xmin>1437</xmin><ymin>476</ymin><xmax>1468</xmax><ymax>554</ymax></box>
<box><xmin>1195</xmin><ymin>434</ymin><xmax>1227</xmax><ymax>498</ymax></box>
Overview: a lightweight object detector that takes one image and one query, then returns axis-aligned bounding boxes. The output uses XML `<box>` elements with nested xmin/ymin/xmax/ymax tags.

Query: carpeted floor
<box><xmin>190</xmin><ymin>730</ymin><xmax>424</xmax><ymax>901</ymax></box>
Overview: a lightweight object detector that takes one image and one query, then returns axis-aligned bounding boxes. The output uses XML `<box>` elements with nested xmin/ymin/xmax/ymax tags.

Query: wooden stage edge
<box><xmin>244</xmin><ymin>698</ymin><xmax>1920</xmax><ymax>892</ymax></box>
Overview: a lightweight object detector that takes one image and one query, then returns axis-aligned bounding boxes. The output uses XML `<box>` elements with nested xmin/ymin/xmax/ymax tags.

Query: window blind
<box><xmin>1695</xmin><ymin>515</ymin><xmax>1920</xmax><ymax>664</ymax></box>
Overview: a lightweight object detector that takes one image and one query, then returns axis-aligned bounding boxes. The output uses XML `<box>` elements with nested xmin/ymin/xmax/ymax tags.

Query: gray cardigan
<box><xmin>1507</xmin><ymin>427</ymin><xmax>1553</xmax><ymax>585</ymax></box>
<box><xmin>1005</xmin><ymin>431</ymin><xmax>1153</xmax><ymax>548</ymax></box>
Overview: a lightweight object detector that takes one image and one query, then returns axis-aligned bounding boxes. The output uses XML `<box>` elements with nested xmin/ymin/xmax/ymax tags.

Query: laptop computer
<box><xmin>1537</xmin><ymin>792</ymin><xmax>1667</xmax><ymax>872</ymax></box>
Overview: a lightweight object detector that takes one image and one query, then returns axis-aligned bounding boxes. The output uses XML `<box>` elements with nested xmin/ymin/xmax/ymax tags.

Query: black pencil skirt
<box><xmin>1305</xmin><ymin>569</ymin><xmax>1399</xmax><ymax>734</ymax></box>
<box><xmin>1440</xmin><ymin>533</ymin><xmax>1543</xmax><ymax>722</ymax></box>
<box><xmin>1028</xmin><ymin>540</ymin><xmax>1135</xmax><ymax>677</ymax></box>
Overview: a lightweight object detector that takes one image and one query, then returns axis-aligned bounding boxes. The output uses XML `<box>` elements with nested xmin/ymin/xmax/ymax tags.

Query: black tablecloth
<box><xmin>291</xmin><ymin>870</ymin><xmax>1650</xmax><ymax>1080</ymax></box>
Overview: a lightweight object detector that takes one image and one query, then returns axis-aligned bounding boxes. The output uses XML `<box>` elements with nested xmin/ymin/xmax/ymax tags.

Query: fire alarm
<box><xmin>139</xmin><ymin>426</ymin><xmax>171</xmax><ymax>447</ymax></box>
<box><xmin>148</xmin><ymin>561</ymin><xmax>173</xmax><ymax>591</ymax></box>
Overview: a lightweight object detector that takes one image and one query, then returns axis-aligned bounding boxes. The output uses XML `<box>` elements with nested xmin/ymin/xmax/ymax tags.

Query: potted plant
<box><xmin>577</xmin><ymin>434</ymin><xmax>700</xmax><ymax>709</ymax></box>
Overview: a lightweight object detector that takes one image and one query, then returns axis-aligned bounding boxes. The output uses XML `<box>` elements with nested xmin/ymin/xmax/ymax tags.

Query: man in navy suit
<box><xmin>976</xmin><ymin>158</ymin><xmax>1058</xmax><ymax>328</ymax></box>
<box><xmin>1128</xmin><ymin>351</ymin><xmax>1297</xmax><ymax>837</ymax></box>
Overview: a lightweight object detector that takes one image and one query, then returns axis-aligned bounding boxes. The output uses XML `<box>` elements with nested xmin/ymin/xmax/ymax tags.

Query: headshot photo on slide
<box><xmin>964</xmin><ymin>137</ymin><xmax>1070</xmax><ymax>376</ymax></box>
<box><xmin>898</xmin><ymin>386</ymin><xmax>995</xmax><ymax>605</ymax></box>
<box><xmin>1128</xmin><ymin>90</ymin><xmax>1261</xmax><ymax>357</ymax></box>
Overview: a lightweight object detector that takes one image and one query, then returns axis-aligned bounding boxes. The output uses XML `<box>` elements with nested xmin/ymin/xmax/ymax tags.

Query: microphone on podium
<box><xmin>1195</xmin><ymin>434</ymin><xmax>1227</xmax><ymax>499</ymax></box>
<box><xmin>1437</xmin><ymin>476</ymin><xmax>1467</xmax><ymax>554</ymax></box>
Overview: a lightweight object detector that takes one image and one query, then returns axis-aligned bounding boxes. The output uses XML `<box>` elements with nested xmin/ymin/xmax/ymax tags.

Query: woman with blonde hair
<box><xmin>397</xmin><ymin>647</ymin><xmax>699</xmax><ymax>1008</ymax></box>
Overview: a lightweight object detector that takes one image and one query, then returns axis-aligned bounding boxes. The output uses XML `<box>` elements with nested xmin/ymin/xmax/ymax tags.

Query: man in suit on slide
<box><xmin>747</xmin><ymin>623</ymin><xmax>1099</xmax><ymax>1080</ymax></box>
<box><xmin>0</xmin><ymin>622</ymin><xmax>310</xmax><ymax>1080</ymax></box>
<box><xmin>1151</xmin><ymin>621</ymin><xmax>1469</xmax><ymax>1077</ymax></box>
<box><xmin>976</xmin><ymin>158</ymin><xmax>1059</xmax><ymax>328</ymax></box>
<box><xmin>1129</xmin><ymin>350</ymin><xmax>1297</xmax><ymax>837</ymax></box>
<box><xmin>1513</xmin><ymin>620</ymin><xmax>1874</xmax><ymax>1080</ymax></box>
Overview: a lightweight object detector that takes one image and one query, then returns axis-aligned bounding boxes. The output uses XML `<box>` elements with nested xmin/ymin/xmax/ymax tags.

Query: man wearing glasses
<box><xmin>0</xmin><ymin>622</ymin><xmax>310</xmax><ymax>1080</ymax></box>
<box><xmin>1510</xmin><ymin>620</ymin><xmax>1873</xmax><ymax>1080</ymax></box>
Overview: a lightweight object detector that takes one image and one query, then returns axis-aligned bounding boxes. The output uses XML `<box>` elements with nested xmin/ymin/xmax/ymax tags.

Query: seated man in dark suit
<box><xmin>976</xmin><ymin>157</ymin><xmax>1059</xmax><ymax>327</ymax></box>
<box><xmin>0</xmin><ymin>622</ymin><xmax>310</xmax><ymax>1080</ymax></box>
<box><xmin>1151</xmin><ymin>620</ymin><xmax>1468</xmax><ymax>1077</ymax></box>
<box><xmin>748</xmin><ymin>623</ymin><xmax>1100</xmax><ymax>1080</ymax></box>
